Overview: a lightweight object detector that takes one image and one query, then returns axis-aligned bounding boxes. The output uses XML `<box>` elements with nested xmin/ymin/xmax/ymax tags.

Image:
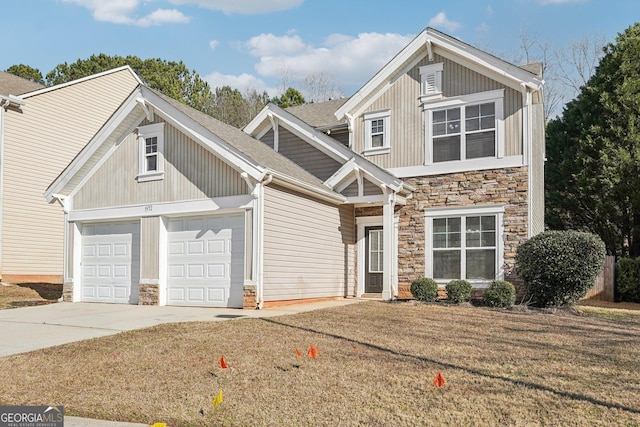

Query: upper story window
<box><xmin>364</xmin><ymin>110</ymin><xmax>390</xmax><ymax>156</ymax></box>
<box><xmin>425</xmin><ymin>89</ymin><xmax>504</xmax><ymax>165</ymax></box>
<box><xmin>419</xmin><ymin>63</ymin><xmax>444</xmax><ymax>102</ymax></box>
<box><xmin>137</xmin><ymin>122</ymin><xmax>165</xmax><ymax>182</ymax></box>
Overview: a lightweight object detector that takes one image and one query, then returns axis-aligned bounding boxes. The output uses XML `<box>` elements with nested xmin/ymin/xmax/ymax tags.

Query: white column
<box><xmin>382</xmin><ymin>192</ymin><xmax>395</xmax><ymax>300</ymax></box>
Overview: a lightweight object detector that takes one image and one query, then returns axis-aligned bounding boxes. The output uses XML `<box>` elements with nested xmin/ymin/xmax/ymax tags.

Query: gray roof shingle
<box><xmin>150</xmin><ymin>88</ymin><xmax>339</xmax><ymax>198</ymax></box>
<box><xmin>0</xmin><ymin>72</ymin><xmax>44</xmax><ymax>96</ymax></box>
<box><xmin>285</xmin><ymin>98</ymin><xmax>349</xmax><ymax>130</ymax></box>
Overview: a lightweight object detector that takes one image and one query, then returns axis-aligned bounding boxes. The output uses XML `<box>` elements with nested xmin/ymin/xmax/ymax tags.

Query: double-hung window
<box><xmin>137</xmin><ymin>122</ymin><xmax>165</xmax><ymax>182</ymax></box>
<box><xmin>364</xmin><ymin>110</ymin><xmax>390</xmax><ymax>155</ymax></box>
<box><xmin>425</xmin><ymin>89</ymin><xmax>504</xmax><ymax>165</ymax></box>
<box><xmin>426</xmin><ymin>206</ymin><xmax>504</xmax><ymax>284</ymax></box>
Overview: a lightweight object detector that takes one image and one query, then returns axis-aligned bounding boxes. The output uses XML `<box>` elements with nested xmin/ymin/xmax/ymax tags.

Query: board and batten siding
<box><xmin>262</xmin><ymin>185</ymin><xmax>355</xmax><ymax>301</ymax></box>
<box><xmin>73</xmin><ymin>119</ymin><xmax>249</xmax><ymax>209</ymax></box>
<box><xmin>1</xmin><ymin>69</ymin><xmax>140</xmax><ymax>279</ymax></box>
<box><xmin>261</xmin><ymin>128</ymin><xmax>342</xmax><ymax>181</ymax></box>
<box><xmin>352</xmin><ymin>53</ymin><xmax>523</xmax><ymax>169</ymax></box>
<box><xmin>140</xmin><ymin>216</ymin><xmax>160</xmax><ymax>281</ymax></box>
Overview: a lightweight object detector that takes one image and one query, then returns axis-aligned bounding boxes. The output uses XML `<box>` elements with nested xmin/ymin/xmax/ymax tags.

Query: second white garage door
<box><xmin>167</xmin><ymin>214</ymin><xmax>245</xmax><ymax>307</ymax></box>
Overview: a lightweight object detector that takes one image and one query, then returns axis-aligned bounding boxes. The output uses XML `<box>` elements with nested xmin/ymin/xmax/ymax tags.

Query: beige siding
<box><xmin>262</xmin><ymin>185</ymin><xmax>355</xmax><ymax>301</ymax></box>
<box><xmin>363</xmin><ymin>179</ymin><xmax>382</xmax><ymax>196</ymax></box>
<box><xmin>530</xmin><ymin>103</ymin><xmax>545</xmax><ymax>235</ymax></box>
<box><xmin>73</xmin><ymin>118</ymin><xmax>249</xmax><ymax>209</ymax></box>
<box><xmin>277</xmin><ymin>128</ymin><xmax>342</xmax><ymax>181</ymax></box>
<box><xmin>329</xmin><ymin>130</ymin><xmax>350</xmax><ymax>147</ymax></box>
<box><xmin>1</xmin><ymin>69</ymin><xmax>139</xmax><ymax>278</ymax></box>
<box><xmin>140</xmin><ymin>216</ymin><xmax>159</xmax><ymax>280</ymax></box>
<box><xmin>352</xmin><ymin>53</ymin><xmax>523</xmax><ymax>169</ymax></box>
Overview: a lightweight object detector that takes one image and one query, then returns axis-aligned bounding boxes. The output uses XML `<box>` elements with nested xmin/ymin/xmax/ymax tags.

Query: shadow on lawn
<box><xmin>260</xmin><ymin>317</ymin><xmax>640</xmax><ymax>416</ymax></box>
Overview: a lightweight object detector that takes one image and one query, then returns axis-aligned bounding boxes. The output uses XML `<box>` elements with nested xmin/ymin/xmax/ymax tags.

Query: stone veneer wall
<box><xmin>356</xmin><ymin>167</ymin><xmax>529</xmax><ymax>299</ymax></box>
<box><xmin>139</xmin><ymin>283</ymin><xmax>159</xmax><ymax>305</ymax></box>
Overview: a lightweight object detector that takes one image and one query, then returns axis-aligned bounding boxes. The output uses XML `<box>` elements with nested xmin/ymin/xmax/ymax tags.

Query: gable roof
<box><xmin>335</xmin><ymin>27</ymin><xmax>544</xmax><ymax>120</ymax></box>
<box><xmin>285</xmin><ymin>97</ymin><xmax>349</xmax><ymax>131</ymax></box>
<box><xmin>21</xmin><ymin>66</ymin><xmax>142</xmax><ymax>99</ymax></box>
<box><xmin>244</xmin><ymin>102</ymin><xmax>409</xmax><ymax>194</ymax></box>
<box><xmin>0</xmin><ymin>72</ymin><xmax>44</xmax><ymax>96</ymax></box>
<box><xmin>46</xmin><ymin>85</ymin><xmax>345</xmax><ymax>205</ymax></box>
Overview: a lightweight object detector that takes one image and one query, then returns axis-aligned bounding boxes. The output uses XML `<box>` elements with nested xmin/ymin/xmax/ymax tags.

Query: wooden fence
<box><xmin>584</xmin><ymin>255</ymin><xmax>616</xmax><ymax>301</ymax></box>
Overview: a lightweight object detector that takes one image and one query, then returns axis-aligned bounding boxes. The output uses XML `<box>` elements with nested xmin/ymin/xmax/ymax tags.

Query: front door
<box><xmin>365</xmin><ymin>226</ymin><xmax>383</xmax><ymax>293</ymax></box>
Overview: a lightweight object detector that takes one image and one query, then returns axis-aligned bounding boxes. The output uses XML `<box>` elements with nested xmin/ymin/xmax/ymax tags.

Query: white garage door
<box><xmin>81</xmin><ymin>222</ymin><xmax>140</xmax><ymax>304</ymax></box>
<box><xmin>167</xmin><ymin>214</ymin><xmax>245</xmax><ymax>307</ymax></box>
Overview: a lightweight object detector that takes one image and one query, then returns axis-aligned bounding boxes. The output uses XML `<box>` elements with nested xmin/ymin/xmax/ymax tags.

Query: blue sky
<box><xmin>0</xmin><ymin>0</ymin><xmax>637</xmax><ymax>98</ymax></box>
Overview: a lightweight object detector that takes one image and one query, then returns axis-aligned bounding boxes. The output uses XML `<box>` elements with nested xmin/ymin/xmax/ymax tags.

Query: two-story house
<box><xmin>45</xmin><ymin>28</ymin><xmax>544</xmax><ymax>307</ymax></box>
<box><xmin>0</xmin><ymin>68</ymin><xmax>141</xmax><ymax>283</ymax></box>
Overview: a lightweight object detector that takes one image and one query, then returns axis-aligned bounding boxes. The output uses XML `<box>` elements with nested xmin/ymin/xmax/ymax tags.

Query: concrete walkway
<box><xmin>0</xmin><ymin>299</ymin><xmax>361</xmax><ymax>427</ymax></box>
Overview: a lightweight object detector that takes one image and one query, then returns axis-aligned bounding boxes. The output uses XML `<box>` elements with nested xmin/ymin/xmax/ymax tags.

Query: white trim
<box><xmin>349</xmin><ymin>195</ymin><xmax>388</xmax><ymax>205</ymax></box>
<box><xmin>21</xmin><ymin>66</ymin><xmax>142</xmax><ymax>99</ymax></box>
<box><xmin>335</xmin><ymin>28</ymin><xmax>543</xmax><ymax>120</ymax></box>
<box><xmin>158</xmin><ymin>217</ymin><xmax>168</xmax><ymax>306</ymax></box>
<box><xmin>388</xmin><ymin>155</ymin><xmax>524</xmax><ymax>178</ymax></box>
<box><xmin>356</xmin><ymin>216</ymin><xmax>382</xmax><ymax>298</ymax></box>
<box><xmin>364</xmin><ymin>109</ymin><xmax>391</xmax><ymax>155</ymax></box>
<box><xmin>45</xmin><ymin>89</ymin><xmax>145</xmax><ymax>202</ymax></box>
<box><xmin>424</xmin><ymin>89</ymin><xmax>505</xmax><ymax>166</ymax></box>
<box><xmin>71</xmin><ymin>222</ymin><xmax>82</xmax><ymax>302</ymax></box>
<box><xmin>424</xmin><ymin>205</ymin><xmax>505</xmax><ymax>286</ymax></box>
<box><xmin>419</xmin><ymin>62</ymin><xmax>444</xmax><ymax>101</ymax></box>
<box><xmin>68</xmin><ymin>195</ymin><xmax>253</xmax><ymax>222</ymax></box>
<box><xmin>137</xmin><ymin>122</ymin><xmax>165</xmax><ymax>182</ymax></box>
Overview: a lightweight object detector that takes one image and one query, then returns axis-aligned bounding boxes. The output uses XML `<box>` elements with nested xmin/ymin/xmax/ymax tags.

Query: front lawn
<box><xmin>0</xmin><ymin>302</ymin><xmax>639</xmax><ymax>426</ymax></box>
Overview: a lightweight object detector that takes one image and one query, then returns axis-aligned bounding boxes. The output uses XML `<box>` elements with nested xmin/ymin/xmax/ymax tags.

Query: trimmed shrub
<box><xmin>616</xmin><ymin>257</ymin><xmax>640</xmax><ymax>303</ymax></box>
<box><xmin>445</xmin><ymin>279</ymin><xmax>472</xmax><ymax>303</ymax></box>
<box><xmin>483</xmin><ymin>280</ymin><xmax>516</xmax><ymax>307</ymax></box>
<box><xmin>515</xmin><ymin>230</ymin><xmax>606</xmax><ymax>308</ymax></box>
<box><xmin>410</xmin><ymin>278</ymin><xmax>438</xmax><ymax>302</ymax></box>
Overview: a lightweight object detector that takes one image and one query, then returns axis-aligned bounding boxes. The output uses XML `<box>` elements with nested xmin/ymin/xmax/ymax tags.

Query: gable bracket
<box><xmin>136</xmin><ymin>97</ymin><xmax>154</xmax><ymax>121</ymax></box>
<box><xmin>426</xmin><ymin>39</ymin><xmax>434</xmax><ymax>61</ymax></box>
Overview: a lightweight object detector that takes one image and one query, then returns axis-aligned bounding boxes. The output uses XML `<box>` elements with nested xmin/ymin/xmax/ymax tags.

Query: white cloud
<box><xmin>245</xmin><ymin>33</ymin><xmax>308</xmax><ymax>56</ymax></box>
<box><xmin>169</xmin><ymin>0</ymin><xmax>304</xmax><ymax>14</ymax></box>
<box><xmin>477</xmin><ymin>23</ymin><xmax>490</xmax><ymax>33</ymax></box>
<box><xmin>204</xmin><ymin>71</ymin><xmax>274</xmax><ymax>95</ymax></box>
<box><xmin>241</xmin><ymin>31</ymin><xmax>413</xmax><ymax>88</ymax></box>
<box><xmin>487</xmin><ymin>5</ymin><xmax>494</xmax><ymax>15</ymax></box>
<box><xmin>63</xmin><ymin>0</ymin><xmax>190</xmax><ymax>26</ymax></box>
<box><xmin>136</xmin><ymin>9</ymin><xmax>190</xmax><ymax>26</ymax></box>
<box><xmin>428</xmin><ymin>11</ymin><xmax>461</xmax><ymax>33</ymax></box>
<box><xmin>209</xmin><ymin>39</ymin><xmax>220</xmax><ymax>50</ymax></box>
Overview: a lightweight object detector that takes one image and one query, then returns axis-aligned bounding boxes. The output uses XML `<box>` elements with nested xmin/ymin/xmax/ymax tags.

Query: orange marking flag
<box><xmin>212</xmin><ymin>390</ymin><xmax>223</xmax><ymax>408</ymax></box>
<box><xmin>433</xmin><ymin>372</ymin><xmax>446</xmax><ymax>388</ymax></box>
<box><xmin>218</xmin><ymin>355</ymin><xmax>228</xmax><ymax>369</ymax></box>
<box><xmin>295</xmin><ymin>348</ymin><xmax>302</xmax><ymax>357</ymax></box>
<box><xmin>307</xmin><ymin>345</ymin><xmax>319</xmax><ymax>359</ymax></box>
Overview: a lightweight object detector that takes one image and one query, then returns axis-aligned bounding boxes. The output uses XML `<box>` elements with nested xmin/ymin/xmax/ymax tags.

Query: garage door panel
<box><xmin>81</xmin><ymin>221</ymin><xmax>140</xmax><ymax>304</ymax></box>
<box><xmin>167</xmin><ymin>214</ymin><xmax>244</xmax><ymax>307</ymax></box>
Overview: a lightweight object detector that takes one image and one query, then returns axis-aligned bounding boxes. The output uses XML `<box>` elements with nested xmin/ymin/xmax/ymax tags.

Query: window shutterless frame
<box><xmin>137</xmin><ymin>122</ymin><xmax>165</xmax><ymax>182</ymax></box>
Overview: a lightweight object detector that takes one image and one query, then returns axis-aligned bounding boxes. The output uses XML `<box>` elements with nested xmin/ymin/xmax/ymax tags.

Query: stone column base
<box><xmin>62</xmin><ymin>282</ymin><xmax>74</xmax><ymax>302</ymax></box>
<box><xmin>139</xmin><ymin>283</ymin><xmax>159</xmax><ymax>305</ymax></box>
<box><xmin>243</xmin><ymin>284</ymin><xmax>257</xmax><ymax>309</ymax></box>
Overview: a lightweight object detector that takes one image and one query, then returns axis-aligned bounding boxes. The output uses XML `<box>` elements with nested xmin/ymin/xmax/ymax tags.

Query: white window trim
<box><xmin>137</xmin><ymin>122</ymin><xmax>165</xmax><ymax>182</ymax></box>
<box><xmin>424</xmin><ymin>89</ymin><xmax>505</xmax><ymax>168</ymax></box>
<box><xmin>424</xmin><ymin>205</ymin><xmax>505</xmax><ymax>287</ymax></box>
<box><xmin>363</xmin><ymin>110</ymin><xmax>390</xmax><ymax>156</ymax></box>
<box><xmin>419</xmin><ymin>62</ymin><xmax>444</xmax><ymax>102</ymax></box>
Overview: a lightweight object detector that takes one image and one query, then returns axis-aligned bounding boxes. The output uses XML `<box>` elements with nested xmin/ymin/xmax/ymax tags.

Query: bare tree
<box><xmin>303</xmin><ymin>71</ymin><xmax>343</xmax><ymax>103</ymax></box>
<box><xmin>556</xmin><ymin>34</ymin><xmax>607</xmax><ymax>94</ymax></box>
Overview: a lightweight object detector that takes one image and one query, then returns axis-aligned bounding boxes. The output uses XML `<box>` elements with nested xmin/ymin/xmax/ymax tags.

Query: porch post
<box><xmin>382</xmin><ymin>192</ymin><xmax>395</xmax><ymax>300</ymax></box>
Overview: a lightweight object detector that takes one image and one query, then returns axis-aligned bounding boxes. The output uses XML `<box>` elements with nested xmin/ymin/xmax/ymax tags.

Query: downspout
<box><xmin>0</xmin><ymin>100</ymin><xmax>7</xmax><ymax>279</ymax></box>
<box><xmin>245</xmin><ymin>172</ymin><xmax>272</xmax><ymax>309</ymax></box>
<box><xmin>521</xmin><ymin>83</ymin><xmax>534</xmax><ymax>238</ymax></box>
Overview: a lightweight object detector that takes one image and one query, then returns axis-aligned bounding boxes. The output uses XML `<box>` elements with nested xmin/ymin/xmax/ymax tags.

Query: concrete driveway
<box><xmin>0</xmin><ymin>299</ymin><xmax>360</xmax><ymax>357</ymax></box>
